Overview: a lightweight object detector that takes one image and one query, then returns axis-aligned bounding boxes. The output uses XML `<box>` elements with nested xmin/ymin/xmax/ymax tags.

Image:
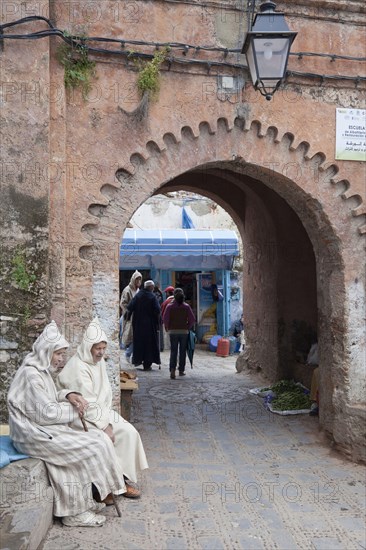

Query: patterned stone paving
<box><xmin>41</xmin><ymin>350</ymin><xmax>366</xmax><ymax>550</ymax></box>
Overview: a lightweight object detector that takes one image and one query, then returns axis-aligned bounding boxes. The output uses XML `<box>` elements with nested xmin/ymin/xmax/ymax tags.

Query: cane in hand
<box><xmin>79</xmin><ymin>412</ymin><xmax>122</xmax><ymax>517</ymax></box>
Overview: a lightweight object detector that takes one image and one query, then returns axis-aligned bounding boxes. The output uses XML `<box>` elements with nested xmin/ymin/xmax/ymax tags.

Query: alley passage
<box><xmin>42</xmin><ymin>350</ymin><xmax>365</xmax><ymax>550</ymax></box>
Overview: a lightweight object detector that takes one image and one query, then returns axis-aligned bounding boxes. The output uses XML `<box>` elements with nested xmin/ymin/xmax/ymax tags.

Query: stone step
<box><xmin>0</xmin><ymin>458</ymin><xmax>53</xmax><ymax>550</ymax></box>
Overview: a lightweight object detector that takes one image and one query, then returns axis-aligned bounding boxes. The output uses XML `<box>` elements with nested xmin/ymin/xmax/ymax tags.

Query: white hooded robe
<box><xmin>57</xmin><ymin>318</ymin><xmax>148</xmax><ymax>483</ymax></box>
<box><xmin>120</xmin><ymin>270</ymin><xmax>142</xmax><ymax>347</ymax></box>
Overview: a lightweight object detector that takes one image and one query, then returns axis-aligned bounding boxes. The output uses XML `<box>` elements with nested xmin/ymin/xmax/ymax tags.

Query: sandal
<box><xmin>62</xmin><ymin>510</ymin><xmax>106</xmax><ymax>527</ymax></box>
<box><xmin>123</xmin><ymin>484</ymin><xmax>141</xmax><ymax>499</ymax></box>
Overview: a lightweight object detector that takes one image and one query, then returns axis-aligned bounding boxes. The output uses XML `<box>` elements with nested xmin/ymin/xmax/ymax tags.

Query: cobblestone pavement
<box><xmin>41</xmin><ymin>350</ymin><xmax>366</xmax><ymax>550</ymax></box>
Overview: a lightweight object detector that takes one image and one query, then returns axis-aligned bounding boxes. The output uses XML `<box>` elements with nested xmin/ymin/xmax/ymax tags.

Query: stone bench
<box><xmin>0</xmin><ymin>457</ymin><xmax>53</xmax><ymax>550</ymax></box>
<box><xmin>120</xmin><ymin>378</ymin><xmax>139</xmax><ymax>421</ymax></box>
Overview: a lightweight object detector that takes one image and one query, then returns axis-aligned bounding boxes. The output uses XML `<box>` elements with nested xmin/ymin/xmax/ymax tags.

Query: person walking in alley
<box><xmin>161</xmin><ymin>286</ymin><xmax>175</xmax><ymax>351</ymax></box>
<box><xmin>7</xmin><ymin>321</ymin><xmax>127</xmax><ymax>527</ymax></box>
<box><xmin>153</xmin><ymin>283</ymin><xmax>163</xmax><ymax>306</ymax></box>
<box><xmin>127</xmin><ymin>280</ymin><xmax>161</xmax><ymax>371</ymax></box>
<box><xmin>153</xmin><ymin>283</ymin><xmax>164</xmax><ymax>352</ymax></box>
<box><xmin>120</xmin><ymin>270</ymin><xmax>142</xmax><ymax>362</ymax></box>
<box><xmin>57</xmin><ymin>317</ymin><xmax>148</xmax><ymax>500</ymax></box>
<box><xmin>161</xmin><ymin>286</ymin><xmax>175</xmax><ymax>317</ymax></box>
<box><xmin>163</xmin><ymin>288</ymin><xmax>195</xmax><ymax>379</ymax></box>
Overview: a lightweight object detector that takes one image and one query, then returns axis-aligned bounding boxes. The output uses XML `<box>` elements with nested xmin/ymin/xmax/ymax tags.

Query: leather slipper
<box><xmin>123</xmin><ymin>485</ymin><xmax>141</xmax><ymax>499</ymax></box>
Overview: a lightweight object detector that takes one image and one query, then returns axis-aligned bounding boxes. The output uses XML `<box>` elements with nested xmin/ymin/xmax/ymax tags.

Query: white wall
<box><xmin>130</xmin><ymin>193</ymin><xmax>237</xmax><ymax>230</ymax></box>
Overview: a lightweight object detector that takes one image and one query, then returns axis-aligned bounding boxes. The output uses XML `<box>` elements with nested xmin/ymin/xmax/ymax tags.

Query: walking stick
<box><xmin>158</xmin><ymin>328</ymin><xmax>162</xmax><ymax>369</ymax></box>
<box><xmin>80</xmin><ymin>415</ymin><xmax>122</xmax><ymax>517</ymax></box>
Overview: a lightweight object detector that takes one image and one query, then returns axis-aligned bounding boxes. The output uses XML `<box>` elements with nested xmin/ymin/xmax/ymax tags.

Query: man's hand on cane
<box><xmin>66</xmin><ymin>392</ymin><xmax>89</xmax><ymax>417</ymax></box>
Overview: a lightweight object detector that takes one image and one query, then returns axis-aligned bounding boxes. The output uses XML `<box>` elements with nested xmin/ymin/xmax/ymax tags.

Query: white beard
<box><xmin>48</xmin><ymin>365</ymin><xmax>60</xmax><ymax>381</ymax></box>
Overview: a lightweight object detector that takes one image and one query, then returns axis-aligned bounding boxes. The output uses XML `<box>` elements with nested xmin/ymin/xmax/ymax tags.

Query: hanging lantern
<box><xmin>242</xmin><ymin>1</ymin><xmax>297</xmax><ymax>100</ymax></box>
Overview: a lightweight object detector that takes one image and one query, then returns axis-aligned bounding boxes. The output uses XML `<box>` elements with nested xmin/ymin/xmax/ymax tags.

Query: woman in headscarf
<box><xmin>120</xmin><ymin>270</ymin><xmax>142</xmax><ymax>362</ymax></box>
<box><xmin>57</xmin><ymin>317</ymin><xmax>148</xmax><ymax>500</ymax></box>
<box><xmin>7</xmin><ymin>321</ymin><xmax>126</xmax><ymax>527</ymax></box>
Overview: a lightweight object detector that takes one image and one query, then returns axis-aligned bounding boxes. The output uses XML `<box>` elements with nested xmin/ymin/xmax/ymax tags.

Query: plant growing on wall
<box><xmin>11</xmin><ymin>249</ymin><xmax>36</xmax><ymax>291</ymax></box>
<box><xmin>121</xmin><ymin>47</ymin><xmax>170</xmax><ymax>121</ymax></box>
<box><xmin>57</xmin><ymin>34</ymin><xmax>96</xmax><ymax>99</ymax></box>
<box><xmin>135</xmin><ymin>47</ymin><xmax>169</xmax><ymax>99</ymax></box>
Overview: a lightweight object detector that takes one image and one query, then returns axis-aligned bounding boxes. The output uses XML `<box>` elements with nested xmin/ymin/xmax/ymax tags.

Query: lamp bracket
<box><xmin>260</xmin><ymin>2</ymin><xmax>277</xmax><ymax>13</ymax></box>
<box><xmin>256</xmin><ymin>79</ymin><xmax>281</xmax><ymax>100</ymax></box>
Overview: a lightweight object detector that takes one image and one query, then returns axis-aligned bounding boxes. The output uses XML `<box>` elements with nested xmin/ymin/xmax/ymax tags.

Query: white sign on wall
<box><xmin>336</xmin><ymin>108</ymin><xmax>366</xmax><ymax>162</ymax></box>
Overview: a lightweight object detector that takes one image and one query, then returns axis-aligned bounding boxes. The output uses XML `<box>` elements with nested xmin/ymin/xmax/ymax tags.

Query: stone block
<box><xmin>0</xmin><ymin>458</ymin><xmax>53</xmax><ymax>550</ymax></box>
<box><xmin>0</xmin><ymin>338</ymin><xmax>18</xmax><ymax>350</ymax></box>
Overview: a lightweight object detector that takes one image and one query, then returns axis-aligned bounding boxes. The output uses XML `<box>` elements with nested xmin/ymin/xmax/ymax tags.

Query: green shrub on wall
<box><xmin>11</xmin><ymin>249</ymin><xmax>36</xmax><ymax>291</ymax></box>
<box><xmin>120</xmin><ymin>47</ymin><xmax>169</xmax><ymax>121</ymax></box>
<box><xmin>57</xmin><ymin>36</ymin><xmax>96</xmax><ymax>99</ymax></box>
<box><xmin>135</xmin><ymin>48</ymin><xmax>169</xmax><ymax>99</ymax></box>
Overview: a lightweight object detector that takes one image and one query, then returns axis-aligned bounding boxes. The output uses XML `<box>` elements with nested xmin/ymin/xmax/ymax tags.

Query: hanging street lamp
<box><xmin>242</xmin><ymin>1</ymin><xmax>297</xmax><ymax>100</ymax></box>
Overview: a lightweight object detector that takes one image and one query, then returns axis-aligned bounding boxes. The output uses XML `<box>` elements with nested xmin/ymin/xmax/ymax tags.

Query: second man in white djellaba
<box><xmin>57</xmin><ymin>317</ymin><xmax>148</xmax><ymax>502</ymax></box>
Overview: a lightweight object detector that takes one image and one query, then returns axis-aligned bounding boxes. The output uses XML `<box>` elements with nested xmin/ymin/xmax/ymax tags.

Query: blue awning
<box><xmin>120</xmin><ymin>229</ymin><xmax>239</xmax><ymax>270</ymax></box>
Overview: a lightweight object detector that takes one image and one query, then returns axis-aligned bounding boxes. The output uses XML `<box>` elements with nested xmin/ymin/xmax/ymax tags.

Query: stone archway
<box><xmin>159</xmin><ymin>167</ymin><xmax>318</xmax><ymax>378</ymax></box>
<box><xmin>76</xmin><ymin>116</ymin><xmax>365</xmax><ymax>461</ymax></box>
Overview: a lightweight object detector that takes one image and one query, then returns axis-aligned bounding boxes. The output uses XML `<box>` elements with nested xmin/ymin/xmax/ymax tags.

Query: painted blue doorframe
<box><xmin>153</xmin><ymin>269</ymin><xmax>231</xmax><ymax>337</ymax></box>
<box><xmin>215</xmin><ymin>269</ymin><xmax>230</xmax><ymax>336</ymax></box>
<box><xmin>223</xmin><ymin>269</ymin><xmax>231</xmax><ymax>336</ymax></box>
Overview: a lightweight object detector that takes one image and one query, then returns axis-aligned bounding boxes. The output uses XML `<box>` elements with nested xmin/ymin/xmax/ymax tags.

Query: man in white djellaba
<box><xmin>7</xmin><ymin>321</ymin><xmax>127</xmax><ymax>527</ymax></box>
<box><xmin>57</xmin><ymin>317</ymin><xmax>148</xmax><ymax>501</ymax></box>
<box><xmin>120</xmin><ymin>270</ymin><xmax>142</xmax><ymax>362</ymax></box>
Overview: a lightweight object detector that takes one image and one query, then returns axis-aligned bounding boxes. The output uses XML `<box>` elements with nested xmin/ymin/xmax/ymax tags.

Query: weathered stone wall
<box><xmin>239</xmin><ymin>176</ymin><xmax>318</xmax><ymax>379</ymax></box>
<box><xmin>240</xmin><ymin>179</ymin><xmax>280</xmax><ymax>381</ymax></box>
<box><xmin>0</xmin><ymin>10</ymin><xmax>51</xmax><ymax>421</ymax></box>
<box><xmin>1</xmin><ymin>0</ymin><xmax>365</xmax><ymax>461</ymax></box>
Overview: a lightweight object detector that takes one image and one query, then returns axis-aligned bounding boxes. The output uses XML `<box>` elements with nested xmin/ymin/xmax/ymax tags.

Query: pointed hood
<box><xmin>21</xmin><ymin>321</ymin><xmax>69</xmax><ymax>371</ymax></box>
<box><xmin>76</xmin><ymin>317</ymin><xmax>108</xmax><ymax>365</ymax></box>
<box><xmin>129</xmin><ymin>270</ymin><xmax>142</xmax><ymax>290</ymax></box>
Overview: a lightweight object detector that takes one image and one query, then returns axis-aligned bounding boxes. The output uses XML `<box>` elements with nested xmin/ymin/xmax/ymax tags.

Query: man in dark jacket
<box><xmin>127</xmin><ymin>280</ymin><xmax>161</xmax><ymax>371</ymax></box>
<box><xmin>163</xmin><ymin>288</ymin><xmax>195</xmax><ymax>379</ymax></box>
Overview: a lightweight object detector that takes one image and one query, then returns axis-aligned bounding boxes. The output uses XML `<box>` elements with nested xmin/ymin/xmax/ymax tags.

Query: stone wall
<box><xmin>0</xmin><ymin>11</ymin><xmax>51</xmax><ymax>422</ymax></box>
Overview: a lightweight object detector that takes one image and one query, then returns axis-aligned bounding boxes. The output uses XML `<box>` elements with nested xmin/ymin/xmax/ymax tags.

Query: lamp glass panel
<box><xmin>252</xmin><ymin>37</ymin><xmax>290</xmax><ymax>81</ymax></box>
<box><xmin>245</xmin><ymin>40</ymin><xmax>259</xmax><ymax>86</ymax></box>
